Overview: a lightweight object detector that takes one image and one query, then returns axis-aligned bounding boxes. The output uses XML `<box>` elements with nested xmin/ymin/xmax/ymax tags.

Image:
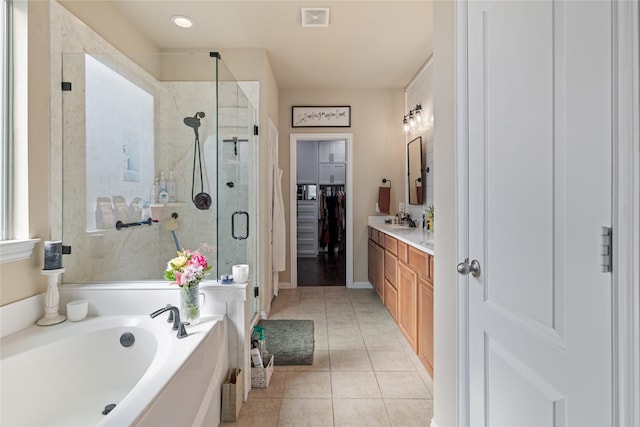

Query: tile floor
<box><xmin>221</xmin><ymin>286</ymin><xmax>433</xmax><ymax>427</ymax></box>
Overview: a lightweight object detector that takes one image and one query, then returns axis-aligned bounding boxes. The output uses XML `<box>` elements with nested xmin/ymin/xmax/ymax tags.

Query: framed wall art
<box><xmin>292</xmin><ymin>106</ymin><xmax>351</xmax><ymax>128</ymax></box>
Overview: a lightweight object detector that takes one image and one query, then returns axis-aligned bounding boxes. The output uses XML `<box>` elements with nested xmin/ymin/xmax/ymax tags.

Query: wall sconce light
<box><xmin>403</xmin><ymin>104</ymin><xmax>424</xmax><ymax>133</ymax></box>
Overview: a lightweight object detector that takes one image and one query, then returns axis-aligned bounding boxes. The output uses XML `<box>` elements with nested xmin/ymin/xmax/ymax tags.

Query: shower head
<box><xmin>183</xmin><ymin>111</ymin><xmax>206</xmax><ymax>129</ymax></box>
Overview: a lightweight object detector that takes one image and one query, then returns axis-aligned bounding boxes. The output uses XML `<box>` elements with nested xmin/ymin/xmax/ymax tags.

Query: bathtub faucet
<box><xmin>150</xmin><ymin>305</ymin><xmax>189</xmax><ymax>339</ymax></box>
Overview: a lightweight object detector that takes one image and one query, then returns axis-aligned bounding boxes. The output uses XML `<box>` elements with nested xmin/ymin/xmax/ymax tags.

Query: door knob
<box><xmin>457</xmin><ymin>259</ymin><xmax>481</xmax><ymax>278</ymax></box>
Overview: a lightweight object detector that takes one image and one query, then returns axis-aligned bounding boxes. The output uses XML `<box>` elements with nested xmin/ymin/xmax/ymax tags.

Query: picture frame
<box><xmin>292</xmin><ymin>106</ymin><xmax>351</xmax><ymax>128</ymax></box>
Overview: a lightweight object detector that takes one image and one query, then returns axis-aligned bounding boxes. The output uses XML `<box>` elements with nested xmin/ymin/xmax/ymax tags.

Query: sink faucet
<box><xmin>399</xmin><ymin>211</ymin><xmax>411</xmax><ymax>224</ymax></box>
<box><xmin>150</xmin><ymin>304</ymin><xmax>189</xmax><ymax>339</ymax></box>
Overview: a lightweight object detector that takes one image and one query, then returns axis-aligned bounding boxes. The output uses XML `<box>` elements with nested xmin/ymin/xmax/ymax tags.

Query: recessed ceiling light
<box><xmin>301</xmin><ymin>8</ymin><xmax>330</xmax><ymax>27</ymax></box>
<box><xmin>171</xmin><ymin>15</ymin><xmax>194</xmax><ymax>29</ymax></box>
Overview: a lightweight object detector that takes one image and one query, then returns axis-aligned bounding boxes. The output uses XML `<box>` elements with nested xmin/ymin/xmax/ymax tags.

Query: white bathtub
<box><xmin>0</xmin><ymin>314</ymin><xmax>228</xmax><ymax>427</ymax></box>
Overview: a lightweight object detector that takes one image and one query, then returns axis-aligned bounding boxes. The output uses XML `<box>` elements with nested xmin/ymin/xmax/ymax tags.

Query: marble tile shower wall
<box><xmin>50</xmin><ymin>3</ymin><xmax>240</xmax><ymax>282</ymax></box>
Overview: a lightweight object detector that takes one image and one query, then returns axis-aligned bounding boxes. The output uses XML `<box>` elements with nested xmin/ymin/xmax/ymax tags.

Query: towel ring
<box><xmin>382</xmin><ymin>178</ymin><xmax>392</xmax><ymax>188</ymax></box>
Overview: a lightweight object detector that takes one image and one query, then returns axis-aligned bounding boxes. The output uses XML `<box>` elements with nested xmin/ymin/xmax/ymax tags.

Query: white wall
<box><xmin>433</xmin><ymin>0</ymin><xmax>457</xmax><ymax>426</ymax></box>
<box><xmin>405</xmin><ymin>57</ymin><xmax>435</xmax><ymax>219</ymax></box>
<box><xmin>278</xmin><ymin>88</ymin><xmax>406</xmax><ymax>285</ymax></box>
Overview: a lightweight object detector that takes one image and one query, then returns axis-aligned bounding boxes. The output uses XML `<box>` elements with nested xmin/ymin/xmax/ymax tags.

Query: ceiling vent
<box><xmin>301</xmin><ymin>8</ymin><xmax>330</xmax><ymax>27</ymax></box>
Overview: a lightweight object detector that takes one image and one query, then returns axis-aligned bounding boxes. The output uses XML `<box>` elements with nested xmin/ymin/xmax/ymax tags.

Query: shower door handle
<box><xmin>232</xmin><ymin>211</ymin><xmax>249</xmax><ymax>240</ymax></box>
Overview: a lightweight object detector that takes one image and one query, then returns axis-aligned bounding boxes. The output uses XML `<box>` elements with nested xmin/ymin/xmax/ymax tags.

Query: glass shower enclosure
<box><xmin>61</xmin><ymin>51</ymin><xmax>259</xmax><ymax>318</ymax></box>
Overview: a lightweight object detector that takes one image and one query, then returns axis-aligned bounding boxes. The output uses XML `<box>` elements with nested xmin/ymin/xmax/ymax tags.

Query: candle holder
<box><xmin>37</xmin><ymin>268</ymin><xmax>66</xmax><ymax>326</ymax></box>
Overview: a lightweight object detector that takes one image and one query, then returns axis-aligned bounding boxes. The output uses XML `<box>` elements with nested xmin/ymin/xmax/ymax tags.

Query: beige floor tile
<box><xmin>249</xmin><ymin>369</ymin><xmax>286</xmax><ymax>399</ymax></box>
<box><xmin>220</xmin><ymin>398</ymin><xmax>281</xmax><ymax>427</ymax></box>
<box><xmin>384</xmin><ymin>398</ymin><xmax>433</xmax><ymax>427</ymax></box>
<box><xmin>289</xmin><ymin>350</ymin><xmax>331</xmax><ymax>371</ymax></box>
<box><xmin>328</xmin><ymin>332</ymin><xmax>367</xmax><ymax>351</ymax></box>
<box><xmin>300</xmin><ymin>287</ymin><xmax>325</xmax><ymax>295</ymax></box>
<box><xmin>368</xmin><ymin>351</ymin><xmax>416</xmax><ymax>372</ymax></box>
<box><xmin>283</xmin><ymin>371</ymin><xmax>332</xmax><ymax>398</ymax></box>
<box><xmin>375</xmin><ymin>371</ymin><xmax>432</xmax><ymax>399</ymax></box>
<box><xmin>333</xmin><ymin>399</ymin><xmax>391</xmax><ymax>427</ymax></box>
<box><xmin>309</xmin><ymin>319</ymin><xmax>328</xmax><ymax>332</ymax></box>
<box><xmin>298</xmin><ymin>305</ymin><xmax>326</xmax><ymax>317</ymax></box>
<box><xmin>314</xmin><ymin>332</ymin><xmax>329</xmax><ymax>350</ymax></box>
<box><xmin>327</xmin><ymin>323</ymin><xmax>360</xmax><ymax>336</ymax></box>
<box><xmin>331</xmin><ymin>370</ymin><xmax>381</xmax><ymax>399</ymax></box>
<box><xmin>269</xmin><ymin>307</ymin><xmax>299</xmax><ymax>320</ymax></box>
<box><xmin>275</xmin><ymin>294</ymin><xmax>302</xmax><ymax>305</ymax></box>
<box><xmin>237</xmin><ymin>287</ymin><xmax>436</xmax><ymax>427</ymax></box>
<box><xmin>329</xmin><ymin>350</ymin><xmax>373</xmax><ymax>371</ymax></box>
<box><xmin>277</xmin><ymin>398</ymin><xmax>334</xmax><ymax>427</ymax></box>
<box><xmin>325</xmin><ymin>304</ymin><xmax>352</xmax><ymax>313</ymax></box>
<box><xmin>362</xmin><ymin>333</ymin><xmax>404</xmax><ymax>352</ymax></box>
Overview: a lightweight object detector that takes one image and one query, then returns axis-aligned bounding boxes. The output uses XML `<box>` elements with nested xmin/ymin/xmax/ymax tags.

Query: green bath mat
<box><xmin>257</xmin><ymin>319</ymin><xmax>314</xmax><ymax>366</ymax></box>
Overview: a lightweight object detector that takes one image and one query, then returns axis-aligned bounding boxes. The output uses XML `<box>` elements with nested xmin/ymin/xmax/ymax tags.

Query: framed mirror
<box><xmin>408</xmin><ymin>136</ymin><xmax>424</xmax><ymax>205</ymax></box>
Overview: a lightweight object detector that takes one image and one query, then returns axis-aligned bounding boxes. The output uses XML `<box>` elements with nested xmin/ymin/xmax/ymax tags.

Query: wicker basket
<box><xmin>251</xmin><ymin>354</ymin><xmax>274</xmax><ymax>388</ymax></box>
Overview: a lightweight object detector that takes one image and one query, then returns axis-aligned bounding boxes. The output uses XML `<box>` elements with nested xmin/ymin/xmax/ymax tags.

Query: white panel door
<box><xmin>466</xmin><ymin>1</ymin><xmax>612</xmax><ymax>425</ymax></box>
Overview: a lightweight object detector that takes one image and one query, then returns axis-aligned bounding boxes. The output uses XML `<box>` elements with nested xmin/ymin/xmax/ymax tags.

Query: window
<box><xmin>0</xmin><ymin>1</ymin><xmax>38</xmax><ymax>263</ymax></box>
<box><xmin>1</xmin><ymin>0</ymin><xmax>11</xmax><ymax>241</ymax></box>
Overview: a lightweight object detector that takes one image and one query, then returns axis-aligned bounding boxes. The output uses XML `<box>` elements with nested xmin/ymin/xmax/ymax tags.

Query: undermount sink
<box><xmin>382</xmin><ymin>224</ymin><xmax>410</xmax><ymax>229</ymax></box>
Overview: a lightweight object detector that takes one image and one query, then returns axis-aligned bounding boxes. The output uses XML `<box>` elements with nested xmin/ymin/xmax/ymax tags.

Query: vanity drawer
<box><xmin>384</xmin><ymin>235</ymin><xmax>397</xmax><ymax>256</ymax></box>
<box><xmin>384</xmin><ymin>250</ymin><xmax>397</xmax><ymax>287</ymax></box>
<box><xmin>369</xmin><ymin>227</ymin><xmax>380</xmax><ymax>245</ymax></box>
<box><xmin>398</xmin><ymin>241</ymin><xmax>408</xmax><ymax>264</ymax></box>
<box><xmin>408</xmin><ymin>246</ymin><xmax>429</xmax><ymax>277</ymax></box>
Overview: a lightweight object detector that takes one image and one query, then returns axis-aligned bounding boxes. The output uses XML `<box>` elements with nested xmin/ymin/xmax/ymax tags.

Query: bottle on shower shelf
<box><xmin>158</xmin><ymin>171</ymin><xmax>169</xmax><ymax>203</ymax></box>
<box><xmin>167</xmin><ymin>171</ymin><xmax>176</xmax><ymax>203</ymax></box>
<box><xmin>150</xmin><ymin>178</ymin><xmax>160</xmax><ymax>203</ymax></box>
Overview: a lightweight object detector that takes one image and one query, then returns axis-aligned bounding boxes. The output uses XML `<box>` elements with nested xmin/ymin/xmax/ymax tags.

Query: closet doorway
<box><xmin>289</xmin><ymin>133</ymin><xmax>353</xmax><ymax>288</ymax></box>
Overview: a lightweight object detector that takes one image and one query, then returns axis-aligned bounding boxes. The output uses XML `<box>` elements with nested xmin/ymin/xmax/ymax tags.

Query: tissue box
<box><xmin>251</xmin><ymin>355</ymin><xmax>274</xmax><ymax>388</ymax></box>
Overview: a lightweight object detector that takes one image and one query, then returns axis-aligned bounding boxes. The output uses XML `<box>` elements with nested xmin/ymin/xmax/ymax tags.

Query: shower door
<box><xmin>215</xmin><ymin>58</ymin><xmax>259</xmax><ymax>319</ymax></box>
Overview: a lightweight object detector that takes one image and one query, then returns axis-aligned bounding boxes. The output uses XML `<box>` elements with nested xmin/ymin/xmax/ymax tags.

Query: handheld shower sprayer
<box><xmin>183</xmin><ymin>112</ymin><xmax>206</xmax><ymax>137</ymax></box>
<box><xmin>184</xmin><ymin>111</ymin><xmax>211</xmax><ymax>210</ymax></box>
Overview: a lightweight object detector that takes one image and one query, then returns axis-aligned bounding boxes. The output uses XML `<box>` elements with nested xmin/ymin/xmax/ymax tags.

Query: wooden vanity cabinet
<box><xmin>384</xmin><ymin>248</ymin><xmax>397</xmax><ymax>286</ymax></box>
<box><xmin>368</xmin><ymin>226</ymin><xmax>434</xmax><ymax>378</ymax></box>
<box><xmin>398</xmin><ymin>241</ymin><xmax>408</xmax><ymax>264</ymax></box>
<box><xmin>368</xmin><ymin>227</ymin><xmax>386</xmax><ymax>301</ymax></box>
<box><xmin>384</xmin><ymin>278</ymin><xmax>398</xmax><ymax>321</ymax></box>
<box><xmin>397</xmin><ymin>261</ymin><xmax>418</xmax><ymax>352</ymax></box>
<box><xmin>383</xmin><ymin>235</ymin><xmax>399</xmax><ymax>320</ymax></box>
<box><xmin>368</xmin><ymin>239</ymin><xmax>375</xmax><ymax>285</ymax></box>
<box><xmin>374</xmin><ymin>240</ymin><xmax>385</xmax><ymax>301</ymax></box>
<box><xmin>418</xmin><ymin>274</ymin><xmax>434</xmax><ymax>377</ymax></box>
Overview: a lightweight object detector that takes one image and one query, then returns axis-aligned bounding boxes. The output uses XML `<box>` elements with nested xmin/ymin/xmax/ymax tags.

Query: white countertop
<box><xmin>368</xmin><ymin>220</ymin><xmax>434</xmax><ymax>256</ymax></box>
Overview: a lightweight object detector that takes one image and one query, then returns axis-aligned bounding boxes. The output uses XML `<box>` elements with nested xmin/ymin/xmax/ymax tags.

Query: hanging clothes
<box><xmin>272</xmin><ymin>166</ymin><xmax>286</xmax><ymax>272</ymax></box>
<box><xmin>318</xmin><ymin>186</ymin><xmax>346</xmax><ymax>254</ymax></box>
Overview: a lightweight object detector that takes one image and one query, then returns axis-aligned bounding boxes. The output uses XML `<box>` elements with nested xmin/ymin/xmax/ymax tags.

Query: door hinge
<box><xmin>254</xmin><ymin>286</ymin><xmax>259</xmax><ymax>298</ymax></box>
<box><xmin>61</xmin><ymin>82</ymin><xmax>72</xmax><ymax>91</ymax></box>
<box><xmin>254</xmin><ymin>125</ymin><xmax>259</xmax><ymax>136</ymax></box>
<box><xmin>601</xmin><ymin>226</ymin><xmax>613</xmax><ymax>273</ymax></box>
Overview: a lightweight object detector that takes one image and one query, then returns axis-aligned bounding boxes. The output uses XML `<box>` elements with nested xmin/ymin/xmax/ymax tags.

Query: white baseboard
<box><xmin>349</xmin><ymin>281</ymin><xmax>373</xmax><ymax>289</ymax></box>
<box><xmin>278</xmin><ymin>281</ymin><xmax>294</xmax><ymax>289</ymax></box>
<box><xmin>278</xmin><ymin>281</ymin><xmax>371</xmax><ymax>290</ymax></box>
<box><xmin>430</xmin><ymin>418</ymin><xmax>438</xmax><ymax>427</ymax></box>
